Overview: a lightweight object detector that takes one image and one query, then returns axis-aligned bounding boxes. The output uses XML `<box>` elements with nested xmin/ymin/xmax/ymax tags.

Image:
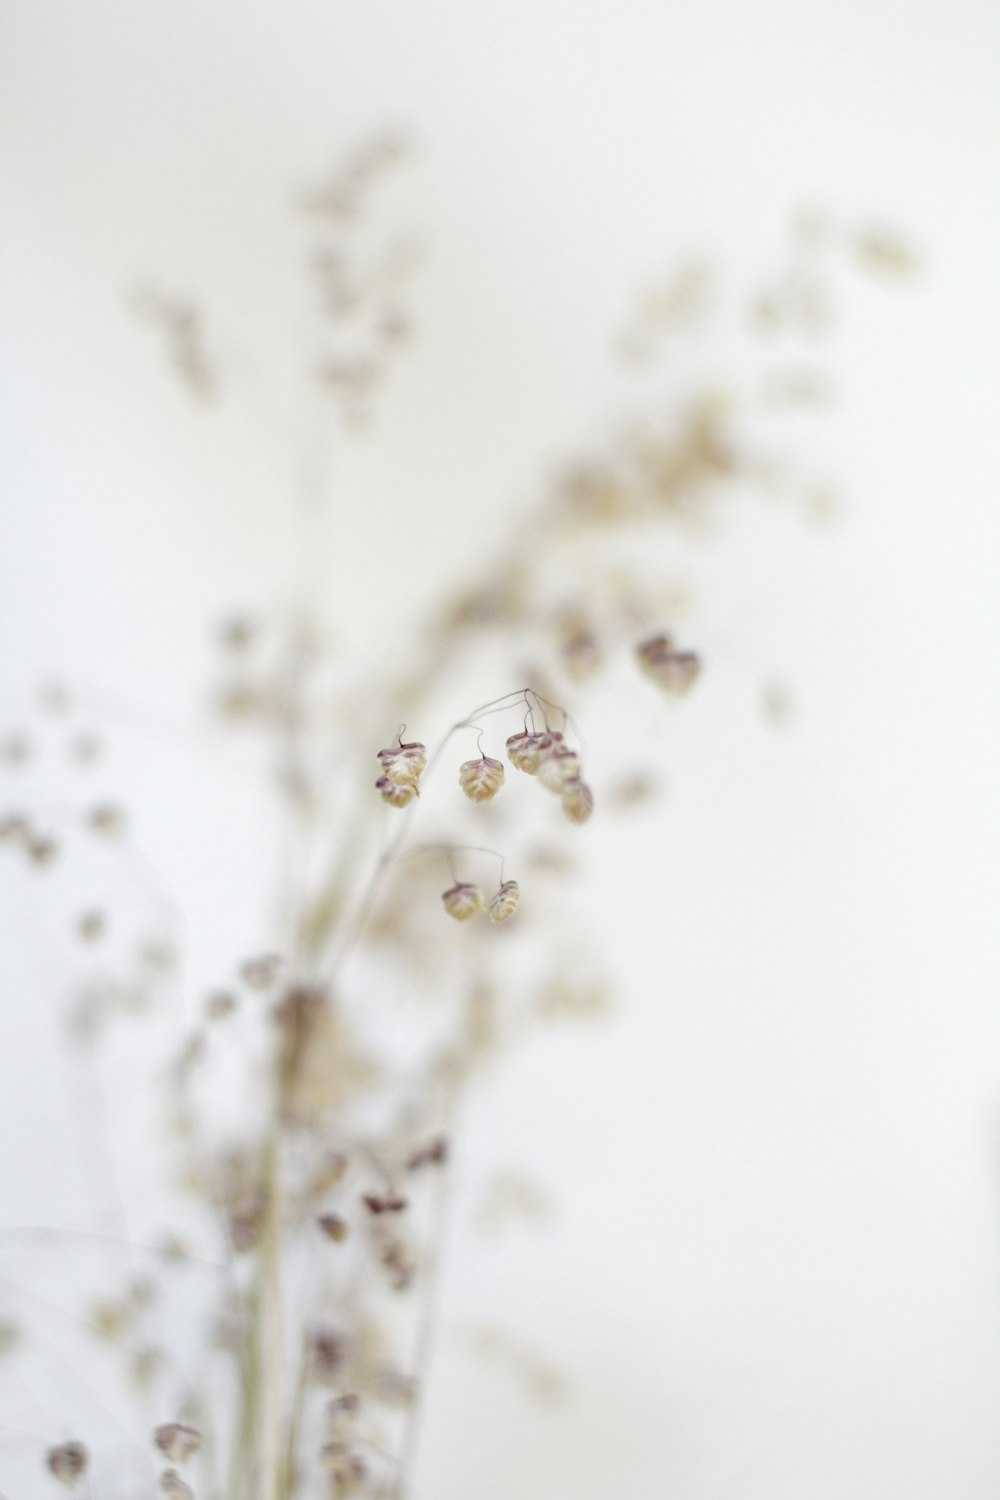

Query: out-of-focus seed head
<box><xmin>69</xmin><ymin>732</ymin><xmax>102</xmax><ymax>765</ymax></box>
<box><xmin>239</xmin><ymin>952</ymin><xmax>284</xmax><ymax>991</ymax></box>
<box><xmin>376</xmin><ymin>741</ymin><xmax>427</xmax><ymax>788</ymax></box>
<box><xmin>87</xmin><ymin>803</ymin><xmax>128</xmax><ymax>838</ymax></box>
<box><xmin>489</xmin><ymin>880</ymin><xmax>520</xmax><ymax>924</ymax></box>
<box><xmin>0</xmin><ymin>813</ymin><xmax>30</xmax><ymax>845</ymax></box>
<box><xmin>362</xmin><ymin>1192</ymin><xmax>408</xmax><ymax>1214</ymax></box>
<box><xmin>375</xmin><ymin>774</ymin><xmax>416</xmax><ymax>809</ymax></box>
<box><xmin>327</xmin><ymin>1392</ymin><xmax>361</xmax><ymax>1424</ymax></box>
<box><xmin>312</xmin><ymin>1149</ymin><xmax>349</xmax><ymax>1190</ymax></box>
<box><xmin>562</xmin><ymin>777</ymin><xmax>595</xmax><ymax>825</ymax></box>
<box><xmin>317</xmin><ymin>1212</ymin><xmax>350</xmax><ymax>1242</ymax></box>
<box><xmin>310</xmin><ymin>1327</ymin><xmax>347</xmax><ymax>1384</ymax></box>
<box><xmin>27</xmin><ymin>834</ymin><xmax>59</xmax><ymax>866</ymax></box>
<box><xmin>506</xmin><ymin>729</ymin><xmax>563</xmax><ymax>774</ymax></box>
<box><xmin>561</xmin><ymin>629</ymin><xmax>602</xmax><ymax>681</ymax></box>
<box><xmin>47</xmin><ymin>1443</ymin><xmax>88</xmax><ymax>1488</ymax></box>
<box><xmin>154</xmin><ymin>1424</ymin><xmax>202</xmax><ymax>1464</ymax></box>
<box><xmin>637</xmin><ymin>634</ymin><xmax>702</xmax><ymax>695</ymax></box>
<box><xmin>459</xmin><ymin>755</ymin><xmax>505</xmax><ymax>803</ymax></box>
<box><xmin>77</xmin><ymin>909</ymin><xmax>107</xmax><ymax>943</ymax></box>
<box><xmin>441</xmin><ymin>882</ymin><xmax>485</xmax><ymax>921</ymax></box>
<box><xmin>159</xmin><ymin>1469</ymin><xmax>194</xmax><ymax>1498</ymax></box>
<box><xmin>406</xmin><ymin>1136</ymin><xmax>448</xmax><ymax>1170</ymax></box>
<box><xmin>205</xmin><ymin>990</ymin><xmax>238</xmax><ymax>1020</ymax></box>
<box><xmin>321</xmin><ymin>1445</ymin><xmax>367</xmax><ymax>1492</ymax></box>
<box><xmin>0</xmin><ymin>734</ymin><xmax>32</xmax><ymax>766</ymax></box>
<box><xmin>537</xmin><ymin>747</ymin><xmax>582</xmax><ymax>793</ymax></box>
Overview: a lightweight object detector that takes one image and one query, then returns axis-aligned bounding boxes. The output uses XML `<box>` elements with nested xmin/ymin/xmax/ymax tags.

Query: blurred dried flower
<box><xmin>561</xmin><ymin>778</ymin><xmax>595</xmax><ymax>825</ymax></box>
<box><xmin>47</xmin><ymin>1443</ymin><xmax>88</xmax><ymax>1488</ymax></box>
<box><xmin>537</xmin><ymin>747</ymin><xmax>582</xmax><ymax>793</ymax></box>
<box><xmin>636</xmin><ymin>633</ymin><xmax>702</xmax><ymax>695</ymax></box>
<box><xmin>376</xmin><ymin>774</ymin><xmax>417</xmax><ymax>808</ymax></box>
<box><xmin>159</xmin><ymin>1468</ymin><xmax>194</xmax><ymax>1498</ymax></box>
<box><xmin>489</xmin><ymin>880</ymin><xmax>521</xmax><ymax>924</ymax></box>
<box><xmin>154</xmin><ymin>1424</ymin><xmax>202</xmax><ymax>1464</ymax></box>
<box><xmin>441</xmin><ymin>881</ymin><xmax>486</xmax><ymax>920</ymax></box>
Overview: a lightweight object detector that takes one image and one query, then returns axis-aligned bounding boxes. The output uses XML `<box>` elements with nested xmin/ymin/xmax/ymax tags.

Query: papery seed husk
<box><xmin>562</xmin><ymin>777</ymin><xmax>594</xmax><ymax>824</ymax></box>
<box><xmin>489</xmin><ymin>880</ymin><xmax>520</xmax><ymax>924</ymax></box>
<box><xmin>159</xmin><ymin>1469</ymin><xmax>194</xmax><ymax>1498</ymax></box>
<box><xmin>537</xmin><ymin>747</ymin><xmax>581</xmax><ymax>793</ymax></box>
<box><xmin>636</xmin><ymin>634</ymin><xmax>702</xmax><ymax>695</ymax></box>
<box><xmin>442</xmin><ymin>882</ymin><xmax>485</xmax><ymax>920</ymax></box>
<box><xmin>458</xmin><ymin>756</ymin><xmax>505</xmax><ymax>802</ymax></box>
<box><xmin>506</xmin><ymin>729</ymin><xmax>562</xmax><ymax>774</ymax></box>
<box><xmin>154</xmin><ymin>1424</ymin><xmax>202</xmax><ymax>1464</ymax></box>
<box><xmin>377</xmin><ymin>741</ymin><xmax>427</xmax><ymax>787</ymax></box>
<box><xmin>47</xmin><ymin>1444</ymin><xmax>88</xmax><ymax>1488</ymax></box>
<box><xmin>318</xmin><ymin>1212</ymin><xmax>350</xmax><ymax>1242</ymax></box>
<box><xmin>375</xmin><ymin>775</ymin><xmax>416</xmax><ymax>808</ymax></box>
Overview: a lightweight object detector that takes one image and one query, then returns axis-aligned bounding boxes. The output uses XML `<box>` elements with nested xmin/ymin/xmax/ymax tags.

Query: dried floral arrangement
<box><xmin>0</xmin><ymin>133</ymin><xmax>914</xmax><ymax>1500</ymax></box>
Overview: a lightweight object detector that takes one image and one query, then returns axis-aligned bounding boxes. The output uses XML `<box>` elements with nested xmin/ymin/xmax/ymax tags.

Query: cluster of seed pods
<box><xmin>441</xmin><ymin>878</ymin><xmax>520</xmax><ymax>924</ymax></box>
<box><xmin>504</xmin><ymin>727</ymin><xmax>594</xmax><ymax>824</ymax></box>
<box><xmin>46</xmin><ymin>1426</ymin><xmax>202</xmax><ymax>1496</ymax></box>
<box><xmin>374</xmin><ymin>738</ymin><xmax>427</xmax><ymax>806</ymax></box>
<box><xmin>636</xmin><ymin>633</ymin><xmax>701</xmax><ymax>695</ymax></box>
<box><xmin>375</xmin><ymin>697</ymin><xmax>594</xmax><ymax>927</ymax></box>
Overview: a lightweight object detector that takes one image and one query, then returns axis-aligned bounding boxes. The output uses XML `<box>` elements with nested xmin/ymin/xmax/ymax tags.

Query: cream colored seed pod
<box><xmin>154</xmin><ymin>1425</ymin><xmax>202</xmax><ymax>1465</ymax></box>
<box><xmin>506</xmin><ymin>729</ymin><xmax>562</xmax><ymax>774</ymax></box>
<box><xmin>489</xmin><ymin>880</ymin><xmax>520</xmax><ymax>924</ymax></box>
<box><xmin>375</xmin><ymin>775</ymin><xmax>416</xmax><ymax>809</ymax></box>
<box><xmin>562</xmin><ymin>776</ymin><xmax>594</xmax><ymax>825</ymax></box>
<box><xmin>537</xmin><ymin>746</ymin><xmax>581</xmax><ymax>793</ymax></box>
<box><xmin>459</xmin><ymin>755</ymin><xmax>505</xmax><ymax>802</ymax></box>
<box><xmin>377</xmin><ymin>740</ymin><xmax>427</xmax><ymax>787</ymax></box>
<box><xmin>47</xmin><ymin>1444</ymin><xmax>88</xmax><ymax>1489</ymax></box>
<box><xmin>442</xmin><ymin>881</ymin><xmax>485</xmax><ymax>920</ymax></box>
<box><xmin>159</xmin><ymin>1472</ymin><xmax>194</xmax><ymax>1500</ymax></box>
<box><xmin>636</xmin><ymin>633</ymin><xmax>702</xmax><ymax>695</ymax></box>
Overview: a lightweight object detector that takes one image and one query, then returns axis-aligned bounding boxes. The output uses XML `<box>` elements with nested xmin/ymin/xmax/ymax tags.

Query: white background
<box><xmin>2</xmin><ymin>2</ymin><xmax>1000</xmax><ymax>1496</ymax></box>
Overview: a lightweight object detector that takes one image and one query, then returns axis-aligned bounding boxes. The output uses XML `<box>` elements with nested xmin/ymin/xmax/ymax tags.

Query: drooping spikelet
<box><xmin>154</xmin><ymin>1426</ymin><xmax>201</xmax><ymax>1465</ymax></box>
<box><xmin>47</xmin><ymin>1444</ymin><xmax>88</xmax><ymax>1489</ymax></box>
<box><xmin>377</xmin><ymin>740</ymin><xmax>427</xmax><ymax>788</ymax></box>
<box><xmin>636</xmin><ymin>633</ymin><xmax>702</xmax><ymax>695</ymax></box>
<box><xmin>489</xmin><ymin>880</ymin><xmax>520</xmax><ymax>923</ymax></box>
<box><xmin>506</xmin><ymin>729</ymin><xmax>562</xmax><ymax>774</ymax></box>
<box><xmin>159</xmin><ymin>1470</ymin><xmax>194</xmax><ymax>1499</ymax></box>
<box><xmin>154</xmin><ymin>1425</ymin><xmax>202</xmax><ymax>1465</ymax></box>
<box><xmin>537</xmin><ymin>746</ymin><xmax>582</xmax><ymax>793</ymax></box>
<box><xmin>562</xmin><ymin>777</ymin><xmax>594</xmax><ymax>824</ymax></box>
<box><xmin>375</xmin><ymin>774</ymin><xmax>416</xmax><ymax>808</ymax></box>
<box><xmin>459</xmin><ymin>755</ymin><xmax>505</xmax><ymax>802</ymax></box>
<box><xmin>441</xmin><ymin>882</ymin><xmax>485</xmax><ymax>920</ymax></box>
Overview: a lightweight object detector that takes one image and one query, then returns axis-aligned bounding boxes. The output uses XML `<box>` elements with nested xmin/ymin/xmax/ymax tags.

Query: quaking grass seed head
<box><xmin>159</xmin><ymin>1469</ymin><xmax>194</xmax><ymax>1498</ymax></box>
<box><xmin>375</xmin><ymin>774</ymin><xmax>416</xmax><ymax>808</ymax></box>
<box><xmin>636</xmin><ymin>633</ymin><xmax>702</xmax><ymax>695</ymax></box>
<box><xmin>459</xmin><ymin>755</ymin><xmax>505</xmax><ymax>802</ymax></box>
<box><xmin>47</xmin><ymin>1444</ymin><xmax>88</xmax><ymax>1489</ymax></box>
<box><xmin>442</xmin><ymin>881</ymin><xmax>485</xmax><ymax>920</ymax></box>
<box><xmin>537</xmin><ymin>746</ymin><xmax>581</xmax><ymax>793</ymax></box>
<box><xmin>489</xmin><ymin>880</ymin><xmax>520</xmax><ymax>924</ymax></box>
<box><xmin>377</xmin><ymin>740</ymin><xmax>427</xmax><ymax>788</ymax></box>
<box><xmin>506</xmin><ymin>729</ymin><xmax>563</xmax><ymax>774</ymax></box>
<box><xmin>154</xmin><ymin>1423</ymin><xmax>202</xmax><ymax>1464</ymax></box>
<box><xmin>562</xmin><ymin>777</ymin><xmax>594</xmax><ymax>824</ymax></box>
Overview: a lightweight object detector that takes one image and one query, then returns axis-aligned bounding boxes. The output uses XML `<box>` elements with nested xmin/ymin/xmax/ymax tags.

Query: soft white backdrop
<box><xmin>2</xmin><ymin>2</ymin><xmax>1000</xmax><ymax>1497</ymax></box>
